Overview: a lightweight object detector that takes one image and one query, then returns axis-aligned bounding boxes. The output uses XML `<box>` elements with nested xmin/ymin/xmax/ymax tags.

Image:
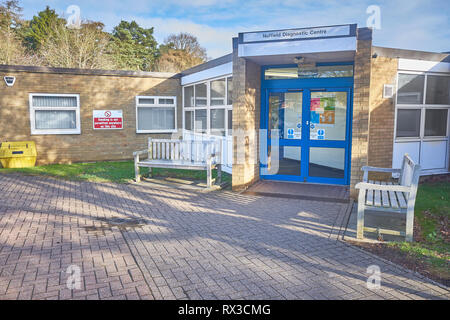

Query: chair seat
<box><xmin>365</xmin><ymin>180</ymin><xmax>408</xmax><ymax>209</ymax></box>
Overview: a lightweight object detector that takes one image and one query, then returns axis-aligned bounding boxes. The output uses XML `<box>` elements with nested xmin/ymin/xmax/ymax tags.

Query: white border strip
<box><xmin>398</xmin><ymin>58</ymin><xmax>450</xmax><ymax>73</ymax></box>
<box><xmin>181</xmin><ymin>62</ymin><xmax>233</xmax><ymax>86</ymax></box>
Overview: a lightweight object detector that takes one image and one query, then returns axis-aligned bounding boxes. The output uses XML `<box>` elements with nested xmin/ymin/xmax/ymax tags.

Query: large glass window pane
<box><xmin>227</xmin><ymin>77</ymin><xmax>233</xmax><ymax>105</ymax></box>
<box><xmin>397</xmin><ymin>74</ymin><xmax>425</xmax><ymax>104</ymax></box>
<box><xmin>227</xmin><ymin>110</ymin><xmax>232</xmax><ymax>135</ymax></box>
<box><xmin>396</xmin><ymin>109</ymin><xmax>421</xmax><ymax>137</ymax></box>
<box><xmin>185</xmin><ymin>111</ymin><xmax>194</xmax><ymax>131</ymax></box>
<box><xmin>32</xmin><ymin>96</ymin><xmax>77</xmax><ymax>107</ymax></box>
<box><xmin>210</xmin><ymin>109</ymin><xmax>225</xmax><ymax>136</ymax></box>
<box><xmin>35</xmin><ymin>110</ymin><xmax>76</xmax><ymax>129</ymax></box>
<box><xmin>267</xmin><ymin>146</ymin><xmax>301</xmax><ymax>176</ymax></box>
<box><xmin>310</xmin><ymin>91</ymin><xmax>347</xmax><ymax>141</ymax></box>
<box><xmin>264</xmin><ymin>65</ymin><xmax>353</xmax><ymax>80</ymax></box>
<box><xmin>309</xmin><ymin>147</ymin><xmax>345</xmax><ymax>179</ymax></box>
<box><xmin>195</xmin><ymin>83</ymin><xmax>207</xmax><ymax>107</ymax></box>
<box><xmin>284</xmin><ymin>92</ymin><xmax>302</xmax><ymax>139</ymax></box>
<box><xmin>426</xmin><ymin>76</ymin><xmax>450</xmax><ymax>105</ymax></box>
<box><xmin>210</xmin><ymin>79</ymin><xmax>225</xmax><ymax>106</ymax></box>
<box><xmin>137</xmin><ymin>107</ymin><xmax>175</xmax><ymax>131</ymax></box>
<box><xmin>194</xmin><ymin>109</ymin><xmax>207</xmax><ymax>133</ymax></box>
<box><xmin>425</xmin><ymin>109</ymin><xmax>448</xmax><ymax>136</ymax></box>
<box><xmin>184</xmin><ymin>86</ymin><xmax>194</xmax><ymax>108</ymax></box>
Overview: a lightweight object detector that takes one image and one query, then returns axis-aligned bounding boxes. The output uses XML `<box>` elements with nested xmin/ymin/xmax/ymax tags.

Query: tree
<box><xmin>0</xmin><ymin>0</ymin><xmax>39</xmax><ymax>65</ymax></box>
<box><xmin>110</xmin><ymin>20</ymin><xmax>158</xmax><ymax>71</ymax></box>
<box><xmin>23</xmin><ymin>6</ymin><xmax>66</xmax><ymax>50</ymax></box>
<box><xmin>155</xmin><ymin>33</ymin><xmax>207</xmax><ymax>72</ymax></box>
<box><xmin>39</xmin><ymin>21</ymin><xmax>116</xmax><ymax>69</ymax></box>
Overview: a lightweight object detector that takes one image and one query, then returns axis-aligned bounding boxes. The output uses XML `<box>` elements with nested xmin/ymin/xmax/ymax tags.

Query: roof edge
<box><xmin>373</xmin><ymin>46</ymin><xmax>450</xmax><ymax>62</ymax></box>
<box><xmin>0</xmin><ymin>64</ymin><xmax>181</xmax><ymax>79</ymax></box>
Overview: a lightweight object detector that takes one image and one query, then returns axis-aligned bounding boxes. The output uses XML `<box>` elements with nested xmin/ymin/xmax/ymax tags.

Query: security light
<box><xmin>4</xmin><ymin>76</ymin><xmax>15</xmax><ymax>87</ymax></box>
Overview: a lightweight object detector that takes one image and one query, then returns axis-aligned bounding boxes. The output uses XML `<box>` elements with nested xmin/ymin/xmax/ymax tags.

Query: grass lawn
<box><xmin>386</xmin><ymin>182</ymin><xmax>449</xmax><ymax>281</ymax></box>
<box><xmin>0</xmin><ymin>161</ymin><xmax>231</xmax><ymax>185</ymax></box>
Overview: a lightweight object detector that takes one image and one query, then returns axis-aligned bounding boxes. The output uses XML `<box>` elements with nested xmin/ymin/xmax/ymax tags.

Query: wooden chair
<box><xmin>355</xmin><ymin>154</ymin><xmax>421</xmax><ymax>242</ymax></box>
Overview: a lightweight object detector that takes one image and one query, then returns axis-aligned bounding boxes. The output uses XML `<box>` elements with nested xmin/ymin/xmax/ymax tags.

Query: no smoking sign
<box><xmin>93</xmin><ymin>110</ymin><xmax>123</xmax><ymax>130</ymax></box>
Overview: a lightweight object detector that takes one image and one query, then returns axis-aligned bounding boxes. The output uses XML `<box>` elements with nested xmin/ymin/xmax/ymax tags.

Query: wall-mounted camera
<box><xmin>4</xmin><ymin>76</ymin><xmax>16</xmax><ymax>87</ymax></box>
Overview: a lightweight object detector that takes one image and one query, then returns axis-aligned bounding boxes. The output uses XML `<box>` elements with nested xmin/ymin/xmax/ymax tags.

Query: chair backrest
<box><xmin>147</xmin><ymin>138</ymin><xmax>221</xmax><ymax>163</ymax></box>
<box><xmin>399</xmin><ymin>154</ymin><xmax>421</xmax><ymax>191</ymax></box>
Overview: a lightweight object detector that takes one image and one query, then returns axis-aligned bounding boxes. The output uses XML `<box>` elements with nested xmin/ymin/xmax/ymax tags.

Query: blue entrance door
<box><xmin>261</xmin><ymin>87</ymin><xmax>352</xmax><ymax>185</ymax></box>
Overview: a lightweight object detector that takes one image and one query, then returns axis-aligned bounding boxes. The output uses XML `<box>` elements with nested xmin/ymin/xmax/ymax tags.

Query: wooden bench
<box><xmin>355</xmin><ymin>154</ymin><xmax>421</xmax><ymax>242</ymax></box>
<box><xmin>133</xmin><ymin>138</ymin><xmax>222</xmax><ymax>188</ymax></box>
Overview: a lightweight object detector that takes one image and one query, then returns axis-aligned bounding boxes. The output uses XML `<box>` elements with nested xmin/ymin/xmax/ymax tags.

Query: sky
<box><xmin>17</xmin><ymin>0</ymin><xmax>450</xmax><ymax>59</ymax></box>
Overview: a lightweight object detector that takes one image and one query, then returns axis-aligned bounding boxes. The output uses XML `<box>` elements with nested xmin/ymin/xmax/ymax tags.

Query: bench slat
<box><xmin>380</xmin><ymin>181</ymin><xmax>390</xmax><ymax>207</ymax></box>
<box><xmin>366</xmin><ymin>180</ymin><xmax>374</xmax><ymax>206</ymax></box>
<box><xmin>387</xmin><ymin>182</ymin><xmax>399</xmax><ymax>209</ymax></box>
<box><xmin>396</xmin><ymin>191</ymin><xmax>408</xmax><ymax>209</ymax></box>
<box><xmin>373</xmin><ymin>181</ymin><xmax>382</xmax><ymax>207</ymax></box>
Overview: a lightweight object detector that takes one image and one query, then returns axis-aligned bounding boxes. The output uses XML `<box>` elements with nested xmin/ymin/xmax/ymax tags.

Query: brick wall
<box><xmin>231</xmin><ymin>48</ymin><xmax>261</xmax><ymax>191</ymax></box>
<box><xmin>367</xmin><ymin>55</ymin><xmax>398</xmax><ymax>180</ymax></box>
<box><xmin>0</xmin><ymin>68</ymin><xmax>181</xmax><ymax>165</ymax></box>
<box><xmin>350</xmin><ymin>29</ymin><xmax>373</xmax><ymax>198</ymax></box>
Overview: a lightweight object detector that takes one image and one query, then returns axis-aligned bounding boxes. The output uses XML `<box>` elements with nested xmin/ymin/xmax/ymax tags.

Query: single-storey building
<box><xmin>1</xmin><ymin>24</ymin><xmax>449</xmax><ymax>197</ymax></box>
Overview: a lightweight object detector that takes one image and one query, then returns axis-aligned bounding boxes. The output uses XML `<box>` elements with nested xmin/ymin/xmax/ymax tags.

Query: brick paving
<box><xmin>0</xmin><ymin>174</ymin><xmax>448</xmax><ymax>300</ymax></box>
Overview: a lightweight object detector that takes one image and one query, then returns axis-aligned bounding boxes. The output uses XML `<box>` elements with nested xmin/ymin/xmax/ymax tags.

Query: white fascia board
<box><xmin>238</xmin><ymin>37</ymin><xmax>356</xmax><ymax>57</ymax></box>
<box><xmin>398</xmin><ymin>58</ymin><xmax>450</xmax><ymax>73</ymax></box>
<box><xmin>181</xmin><ymin>62</ymin><xmax>233</xmax><ymax>86</ymax></box>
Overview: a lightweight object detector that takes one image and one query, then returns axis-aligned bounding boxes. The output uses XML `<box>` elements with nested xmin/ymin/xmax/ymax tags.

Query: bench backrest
<box><xmin>147</xmin><ymin>138</ymin><xmax>221</xmax><ymax>163</ymax></box>
<box><xmin>399</xmin><ymin>154</ymin><xmax>421</xmax><ymax>191</ymax></box>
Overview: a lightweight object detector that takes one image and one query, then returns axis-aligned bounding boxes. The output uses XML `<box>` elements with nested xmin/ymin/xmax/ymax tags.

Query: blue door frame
<box><xmin>260</xmin><ymin>63</ymin><xmax>354</xmax><ymax>185</ymax></box>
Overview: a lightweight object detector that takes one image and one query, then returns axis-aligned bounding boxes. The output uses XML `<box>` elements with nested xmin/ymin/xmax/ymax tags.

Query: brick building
<box><xmin>1</xmin><ymin>24</ymin><xmax>449</xmax><ymax>197</ymax></box>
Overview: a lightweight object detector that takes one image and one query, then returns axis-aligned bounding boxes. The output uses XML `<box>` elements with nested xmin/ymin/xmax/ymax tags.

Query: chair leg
<box><xmin>216</xmin><ymin>164</ymin><xmax>222</xmax><ymax>185</ymax></box>
<box><xmin>405</xmin><ymin>205</ymin><xmax>414</xmax><ymax>242</ymax></box>
<box><xmin>134</xmin><ymin>155</ymin><xmax>140</xmax><ymax>183</ymax></box>
<box><xmin>207</xmin><ymin>164</ymin><xmax>212</xmax><ymax>188</ymax></box>
<box><xmin>357</xmin><ymin>190</ymin><xmax>366</xmax><ymax>239</ymax></box>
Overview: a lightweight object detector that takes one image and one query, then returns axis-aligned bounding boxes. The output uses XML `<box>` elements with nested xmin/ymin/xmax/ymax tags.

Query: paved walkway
<box><xmin>0</xmin><ymin>174</ymin><xmax>448</xmax><ymax>300</ymax></box>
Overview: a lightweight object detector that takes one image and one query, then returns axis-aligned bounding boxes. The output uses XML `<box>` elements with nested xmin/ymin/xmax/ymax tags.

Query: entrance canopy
<box><xmin>238</xmin><ymin>24</ymin><xmax>357</xmax><ymax>65</ymax></box>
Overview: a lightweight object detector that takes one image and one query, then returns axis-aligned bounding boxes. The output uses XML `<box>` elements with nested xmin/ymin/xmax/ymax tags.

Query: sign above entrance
<box><xmin>241</xmin><ymin>25</ymin><xmax>353</xmax><ymax>43</ymax></box>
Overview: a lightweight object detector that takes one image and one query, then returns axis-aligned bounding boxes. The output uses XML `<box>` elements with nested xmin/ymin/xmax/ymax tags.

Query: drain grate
<box><xmin>84</xmin><ymin>217</ymin><xmax>148</xmax><ymax>234</ymax></box>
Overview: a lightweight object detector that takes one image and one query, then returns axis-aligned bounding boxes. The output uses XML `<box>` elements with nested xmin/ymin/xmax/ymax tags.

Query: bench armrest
<box><xmin>133</xmin><ymin>150</ymin><xmax>147</xmax><ymax>157</ymax></box>
<box><xmin>361</xmin><ymin>166</ymin><xmax>401</xmax><ymax>173</ymax></box>
<box><xmin>355</xmin><ymin>181</ymin><xmax>411</xmax><ymax>193</ymax></box>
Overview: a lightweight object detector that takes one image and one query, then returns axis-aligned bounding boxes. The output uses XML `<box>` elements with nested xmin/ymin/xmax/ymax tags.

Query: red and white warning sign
<box><xmin>93</xmin><ymin>110</ymin><xmax>123</xmax><ymax>129</ymax></box>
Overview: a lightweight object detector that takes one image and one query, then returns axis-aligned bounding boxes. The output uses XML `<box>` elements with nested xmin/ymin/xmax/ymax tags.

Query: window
<box><xmin>136</xmin><ymin>96</ymin><xmax>176</xmax><ymax>133</ymax></box>
<box><xmin>396</xmin><ymin>109</ymin><xmax>421</xmax><ymax>138</ymax></box>
<box><xmin>182</xmin><ymin>76</ymin><xmax>232</xmax><ymax>135</ymax></box>
<box><xmin>394</xmin><ymin>71</ymin><xmax>450</xmax><ymax>174</ymax></box>
<box><xmin>210</xmin><ymin>79</ymin><xmax>225</xmax><ymax>106</ymax></box>
<box><xmin>30</xmin><ymin>94</ymin><xmax>80</xmax><ymax>135</ymax></box>
<box><xmin>397</xmin><ymin>73</ymin><xmax>425</xmax><ymax>104</ymax></box>
<box><xmin>227</xmin><ymin>77</ymin><xmax>233</xmax><ymax>105</ymax></box>
<box><xmin>264</xmin><ymin>64</ymin><xmax>353</xmax><ymax>80</ymax></box>
<box><xmin>426</xmin><ymin>75</ymin><xmax>450</xmax><ymax>105</ymax></box>
<box><xmin>425</xmin><ymin>109</ymin><xmax>448</xmax><ymax>136</ymax></box>
<box><xmin>195</xmin><ymin>83</ymin><xmax>207</xmax><ymax>107</ymax></box>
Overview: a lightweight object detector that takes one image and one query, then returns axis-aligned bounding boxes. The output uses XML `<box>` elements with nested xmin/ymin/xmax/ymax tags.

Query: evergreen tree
<box><xmin>23</xmin><ymin>6</ymin><xmax>66</xmax><ymax>50</ymax></box>
<box><xmin>110</xmin><ymin>20</ymin><xmax>158</xmax><ymax>71</ymax></box>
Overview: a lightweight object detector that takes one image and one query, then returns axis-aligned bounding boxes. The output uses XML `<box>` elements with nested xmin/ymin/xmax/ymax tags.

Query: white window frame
<box><xmin>394</xmin><ymin>71</ymin><xmax>450</xmax><ymax>174</ymax></box>
<box><xmin>29</xmin><ymin>93</ymin><xmax>81</xmax><ymax>135</ymax></box>
<box><xmin>135</xmin><ymin>96</ymin><xmax>177</xmax><ymax>134</ymax></box>
<box><xmin>182</xmin><ymin>75</ymin><xmax>233</xmax><ymax>136</ymax></box>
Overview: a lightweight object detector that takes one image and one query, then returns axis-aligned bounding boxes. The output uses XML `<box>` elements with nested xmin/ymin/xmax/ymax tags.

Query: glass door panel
<box><xmin>310</xmin><ymin>91</ymin><xmax>347</xmax><ymax>141</ymax></box>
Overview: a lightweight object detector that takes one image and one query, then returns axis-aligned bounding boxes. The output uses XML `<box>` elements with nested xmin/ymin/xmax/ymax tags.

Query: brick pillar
<box><xmin>350</xmin><ymin>28</ymin><xmax>373</xmax><ymax>199</ymax></box>
<box><xmin>231</xmin><ymin>39</ymin><xmax>261</xmax><ymax>191</ymax></box>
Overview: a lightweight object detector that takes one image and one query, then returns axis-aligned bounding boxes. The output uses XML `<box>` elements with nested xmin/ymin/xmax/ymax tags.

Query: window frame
<box><xmin>182</xmin><ymin>75</ymin><xmax>233</xmax><ymax>136</ymax></box>
<box><xmin>135</xmin><ymin>95</ymin><xmax>177</xmax><ymax>134</ymax></box>
<box><xmin>393</xmin><ymin>71</ymin><xmax>450</xmax><ymax>174</ymax></box>
<box><xmin>29</xmin><ymin>93</ymin><xmax>81</xmax><ymax>135</ymax></box>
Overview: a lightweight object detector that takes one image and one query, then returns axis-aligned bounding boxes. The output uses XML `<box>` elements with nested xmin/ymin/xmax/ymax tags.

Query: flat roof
<box><xmin>0</xmin><ymin>64</ymin><xmax>180</xmax><ymax>79</ymax></box>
